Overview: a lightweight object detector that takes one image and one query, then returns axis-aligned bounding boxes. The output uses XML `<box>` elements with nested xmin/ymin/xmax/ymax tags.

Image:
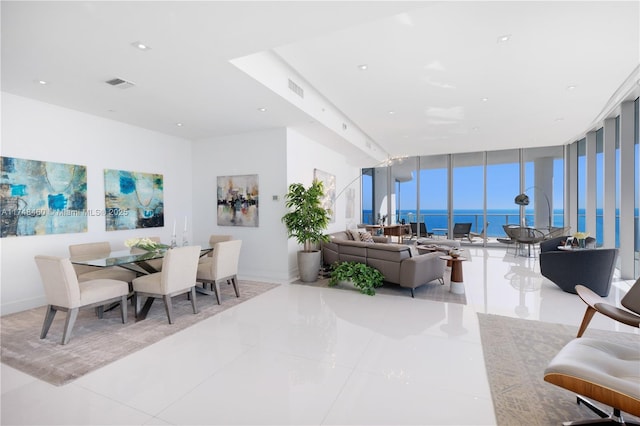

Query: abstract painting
<box><xmin>0</xmin><ymin>156</ymin><xmax>87</xmax><ymax>237</ymax></box>
<box><xmin>217</xmin><ymin>174</ymin><xmax>259</xmax><ymax>227</ymax></box>
<box><xmin>104</xmin><ymin>169</ymin><xmax>164</xmax><ymax>230</ymax></box>
<box><xmin>314</xmin><ymin>168</ymin><xmax>336</xmax><ymax>223</ymax></box>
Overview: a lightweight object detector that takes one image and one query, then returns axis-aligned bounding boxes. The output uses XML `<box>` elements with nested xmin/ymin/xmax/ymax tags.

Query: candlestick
<box><xmin>172</xmin><ymin>219</ymin><xmax>176</xmax><ymax>236</ymax></box>
<box><xmin>184</xmin><ymin>216</ymin><xmax>187</xmax><ymax>232</ymax></box>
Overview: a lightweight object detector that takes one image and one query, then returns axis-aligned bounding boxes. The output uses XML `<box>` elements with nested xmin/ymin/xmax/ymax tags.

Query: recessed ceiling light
<box><xmin>176</xmin><ymin>122</ymin><xmax>183</xmax><ymax>127</ymax></box>
<box><xmin>497</xmin><ymin>34</ymin><xmax>511</xmax><ymax>43</ymax></box>
<box><xmin>131</xmin><ymin>41</ymin><xmax>151</xmax><ymax>51</ymax></box>
<box><xmin>388</xmin><ymin>111</ymin><xmax>395</xmax><ymax>115</ymax></box>
<box><xmin>481</xmin><ymin>97</ymin><xmax>489</xmax><ymax>102</ymax></box>
<box><xmin>567</xmin><ymin>85</ymin><xmax>577</xmax><ymax>90</ymax></box>
<box><xmin>358</xmin><ymin>64</ymin><xmax>368</xmax><ymax>71</ymax></box>
<box><xmin>472</xmin><ymin>126</ymin><xmax>480</xmax><ymax>131</ymax></box>
<box><xmin>35</xmin><ymin>80</ymin><xmax>48</xmax><ymax>85</ymax></box>
<box><xmin>555</xmin><ymin>117</ymin><xmax>564</xmax><ymax>122</ymax></box>
<box><xmin>258</xmin><ymin>107</ymin><xmax>267</xmax><ymax>112</ymax></box>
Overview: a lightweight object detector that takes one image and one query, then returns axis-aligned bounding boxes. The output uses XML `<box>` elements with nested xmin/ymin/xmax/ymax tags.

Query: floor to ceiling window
<box><xmin>358</xmin><ymin>101</ymin><xmax>637</xmax><ymax>278</ymax></box>
<box><xmin>596</xmin><ymin>128</ymin><xmax>604</xmax><ymax>246</ymax></box>
<box><xmin>635</xmin><ymin>97</ymin><xmax>639</xmax><ymax>276</ymax></box>
<box><xmin>616</xmin><ymin>117</ymin><xmax>621</xmax><ymax>248</ymax></box>
<box><xmin>486</xmin><ymin>149</ymin><xmax>520</xmax><ymax>236</ymax></box>
<box><xmin>361</xmin><ymin>168</ymin><xmax>374</xmax><ymax>224</ymax></box>
<box><xmin>418</xmin><ymin>155</ymin><xmax>448</xmax><ymax>236</ymax></box>
<box><xmin>577</xmin><ymin>138</ymin><xmax>587</xmax><ymax>232</ymax></box>
<box><xmin>452</xmin><ymin>152</ymin><xmax>484</xmax><ymax>236</ymax></box>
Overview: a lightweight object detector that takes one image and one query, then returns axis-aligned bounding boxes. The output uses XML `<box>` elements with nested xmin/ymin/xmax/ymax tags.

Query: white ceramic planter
<box><xmin>298</xmin><ymin>250</ymin><xmax>321</xmax><ymax>282</ymax></box>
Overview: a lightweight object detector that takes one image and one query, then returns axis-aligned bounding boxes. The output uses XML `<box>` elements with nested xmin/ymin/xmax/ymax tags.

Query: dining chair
<box><xmin>68</xmin><ymin>242</ymin><xmax>137</xmax><ymax>283</ymax></box>
<box><xmin>196</xmin><ymin>240</ymin><xmax>242</xmax><ymax>304</ymax></box>
<box><xmin>200</xmin><ymin>234</ymin><xmax>233</xmax><ymax>261</ymax></box>
<box><xmin>132</xmin><ymin>245</ymin><xmax>201</xmax><ymax>324</ymax></box>
<box><xmin>34</xmin><ymin>255</ymin><xmax>129</xmax><ymax>345</ymax></box>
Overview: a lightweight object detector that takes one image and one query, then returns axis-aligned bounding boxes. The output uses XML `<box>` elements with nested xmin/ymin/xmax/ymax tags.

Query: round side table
<box><xmin>439</xmin><ymin>255</ymin><xmax>467</xmax><ymax>294</ymax></box>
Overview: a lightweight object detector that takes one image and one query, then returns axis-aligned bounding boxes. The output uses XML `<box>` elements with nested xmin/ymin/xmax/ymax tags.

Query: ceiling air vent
<box><xmin>105</xmin><ymin>78</ymin><xmax>136</xmax><ymax>89</ymax></box>
<box><xmin>288</xmin><ymin>79</ymin><xmax>304</xmax><ymax>98</ymax></box>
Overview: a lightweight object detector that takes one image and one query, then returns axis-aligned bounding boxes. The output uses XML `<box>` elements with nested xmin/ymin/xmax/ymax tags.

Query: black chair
<box><xmin>452</xmin><ymin>223</ymin><xmax>472</xmax><ymax>242</ymax></box>
<box><xmin>409</xmin><ymin>222</ymin><xmax>432</xmax><ymax>239</ymax></box>
<box><xmin>539</xmin><ymin>236</ymin><xmax>618</xmax><ymax>297</ymax></box>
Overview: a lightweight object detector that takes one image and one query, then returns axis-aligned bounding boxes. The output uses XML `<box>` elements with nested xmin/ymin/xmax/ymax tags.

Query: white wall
<box><xmin>0</xmin><ymin>94</ymin><xmax>364</xmax><ymax>314</ymax></box>
<box><xmin>286</xmin><ymin>128</ymin><xmax>361</xmax><ymax>276</ymax></box>
<box><xmin>193</xmin><ymin>128</ymin><xmax>361</xmax><ymax>282</ymax></box>
<box><xmin>191</xmin><ymin>128</ymin><xmax>290</xmax><ymax>281</ymax></box>
<box><xmin>0</xmin><ymin>94</ymin><xmax>193</xmax><ymax>314</ymax></box>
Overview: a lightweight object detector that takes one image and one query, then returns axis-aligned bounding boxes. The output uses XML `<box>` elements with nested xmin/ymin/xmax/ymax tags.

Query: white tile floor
<box><xmin>2</xmin><ymin>247</ymin><xmax>637</xmax><ymax>425</ymax></box>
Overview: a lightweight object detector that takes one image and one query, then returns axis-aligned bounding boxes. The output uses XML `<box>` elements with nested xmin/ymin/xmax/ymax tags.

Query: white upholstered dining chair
<box><xmin>196</xmin><ymin>240</ymin><xmax>242</xmax><ymax>304</ymax></box>
<box><xmin>132</xmin><ymin>245</ymin><xmax>201</xmax><ymax>324</ymax></box>
<box><xmin>34</xmin><ymin>255</ymin><xmax>129</xmax><ymax>345</ymax></box>
<box><xmin>200</xmin><ymin>234</ymin><xmax>233</xmax><ymax>262</ymax></box>
<box><xmin>68</xmin><ymin>241</ymin><xmax>137</xmax><ymax>283</ymax></box>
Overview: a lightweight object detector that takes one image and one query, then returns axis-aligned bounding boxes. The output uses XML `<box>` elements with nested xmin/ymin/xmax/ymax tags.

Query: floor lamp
<box><xmin>514</xmin><ymin>187</ymin><xmax>552</xmax><ymax>229</ymax></box>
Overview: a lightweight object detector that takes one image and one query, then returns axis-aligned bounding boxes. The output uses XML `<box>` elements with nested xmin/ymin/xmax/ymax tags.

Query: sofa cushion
<box><xmin>359</xmin><ymin>231</ymin><xmax>375</xmax><ymax>242</ymax></box>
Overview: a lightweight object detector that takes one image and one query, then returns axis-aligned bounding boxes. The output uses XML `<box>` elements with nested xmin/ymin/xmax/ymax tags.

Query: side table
<box><xmin>439</xmin><ymin>255</ymin><xmax>467</xmax><ymax>294</ymax></box>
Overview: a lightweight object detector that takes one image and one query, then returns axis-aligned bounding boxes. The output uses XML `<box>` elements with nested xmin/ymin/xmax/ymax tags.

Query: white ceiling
<box><xmin>2</xmin><ymin>1</ymin><xmax>639</xmax><ymax>159</ymax></box>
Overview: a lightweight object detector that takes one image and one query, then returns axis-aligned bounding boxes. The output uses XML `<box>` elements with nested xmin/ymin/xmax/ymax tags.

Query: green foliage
<box><xmin>282</xmin><ymin>180</ymin><xmax>331</xmax><ymax>251</ymax></box>
<box><xmin>328</xmin><ymin>261</ymin><xmax>384</xmax><ymax>296</ymax></box>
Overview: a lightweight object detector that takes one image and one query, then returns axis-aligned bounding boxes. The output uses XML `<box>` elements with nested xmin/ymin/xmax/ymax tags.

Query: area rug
<box><xmin>296</xmin><ymin>277</ymin><xmax>466</xmax><ymax>305</ymax></box>
<box><xmin>0</xmin><ymin>280</ymin><xmax>278</xmax><ymax>386</ymax></box>
<box><xmin>478</xmin><ymin>313</ymin><xmax>640</xmax><ymax>425</ymax></box>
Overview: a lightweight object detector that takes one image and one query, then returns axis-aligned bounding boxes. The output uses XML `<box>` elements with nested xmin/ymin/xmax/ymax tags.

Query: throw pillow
<box><xmin>348</xmin><ymin>229</ymin><xmax>361</xmax><ymax>241</ymax></box>
<box><xmin>359</xmin><ymin>231</ymin><xmax>374</xmax><ymax>243</ymax></box>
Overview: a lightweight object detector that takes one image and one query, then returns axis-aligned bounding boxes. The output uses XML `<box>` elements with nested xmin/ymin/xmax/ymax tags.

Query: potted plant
<box><xmin>329</xmin><ymin>261</ymin><xmax>384</xmax><ymax>295</ymax></box>
<box><xmin>282</xmin><ymin>180</ymin><xmax>331</xmax><ymax>282</ymax></box>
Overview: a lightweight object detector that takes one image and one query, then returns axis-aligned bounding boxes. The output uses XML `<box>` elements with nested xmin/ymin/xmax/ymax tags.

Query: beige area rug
<box><xmin>0</xmin><ymin>280</ymin><xmax>279</xmax><ymax>386</ymax></box>
<box><xmin>296</xmin><ymin>276</ymin><xmax>467</xmax><ymax>304</ymax></box>
<box><xmin>478</xmin><ymin>313</ymin><xmax>640</xmax><ymax>425</ymax></box>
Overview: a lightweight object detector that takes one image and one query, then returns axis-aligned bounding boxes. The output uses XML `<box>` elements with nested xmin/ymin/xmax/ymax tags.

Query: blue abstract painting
<box><xmin>0</xmin><ymin>156</ymin><xmax>87</xmax><ymax>237</ymax></box>
<box><xmin>104</xmin><ymin>169</ymin><xmax>164</xmax><ymax>230</ymax></box>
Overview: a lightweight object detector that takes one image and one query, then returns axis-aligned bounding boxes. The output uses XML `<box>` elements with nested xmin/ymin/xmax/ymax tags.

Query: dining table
<box><xmin>70</xmin><ymin>245</ymin><xmax>213</xmax><ymax>275</ymax></box>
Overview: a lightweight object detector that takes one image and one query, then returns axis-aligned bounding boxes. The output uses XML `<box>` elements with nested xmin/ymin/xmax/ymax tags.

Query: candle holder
<box><xmin>182</xmin><ymin>232</ymin><xmax>189</xmax><ymax>247</ymax></box>
<box><xmin>170</xmin><ymin>234</ymin><xmax>177</xmax><ymax>248</ymax></box>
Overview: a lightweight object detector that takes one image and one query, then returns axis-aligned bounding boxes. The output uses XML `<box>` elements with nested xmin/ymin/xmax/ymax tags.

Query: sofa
<box><xmin>321</xmin><ymin>230</ymin><xmax>446</xmax><ymax>297</ymax></box>
<box><xmin>539</xmin><ymin>236</ymin><xmax>618</xmax><ymax>297</ymax></box>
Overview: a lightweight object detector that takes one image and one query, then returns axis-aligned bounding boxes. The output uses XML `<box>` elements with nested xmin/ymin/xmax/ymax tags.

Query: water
<box><xmin>362</xmin><ymin>208</ymin><xmax>633</xmax><ymax>246</ymax></box>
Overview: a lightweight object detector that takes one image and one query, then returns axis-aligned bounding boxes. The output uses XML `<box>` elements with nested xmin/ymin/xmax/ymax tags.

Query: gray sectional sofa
<box><xmin>321</xmin><ymin>230</ymin><xmax>446</xmax><ymax>297</ymax></box>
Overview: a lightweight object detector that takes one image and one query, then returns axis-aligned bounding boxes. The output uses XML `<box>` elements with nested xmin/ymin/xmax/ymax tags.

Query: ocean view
<box><xmin>362</xmin><ymin>209</ymin><xmax>637</xmax><ymax>246</ymax></box>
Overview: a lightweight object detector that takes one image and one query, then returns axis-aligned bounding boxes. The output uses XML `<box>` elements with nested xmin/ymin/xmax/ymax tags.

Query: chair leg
<box><xmin>577</xmin><ymin>305</ymin><xmax>598</xmax><ymax>338</ymax></box>
<box><xmin>411</xmin><ymin>288</ymin><xmax>415</xmax><ymax>298</ymax></box>
<box><xmin>120</xmin><ymin>295</ymin><xmax>127</xmax><ymax>324</ymax></box>
<box><xmin>61</xmin><ymin>308</ymin><xmax>79</xmax><ymax>345</ymax></box>
<box><xmin>231</xmin><ymin>276</ymin><xmax>240</xmax><ymax>297</ymax></box>
<box><xmin>96</xmin><ymin>305</ymin><xmax>104</xmax><ymax>319</ymax></box>
<box><xmin>40</xmin><ymin>305</ymin><xmax>57</xmax><ymax>339</ymax></box>
<box><xmin>190</xmin><ymin>287</ymin><xmax>198</xmax><ymax>314</ymax></box>
<box><xmin>162</xmin><ymin>295</ymin><xmax>174</xmax><ymax>324</ymax></box>
<box><xmin>212</xmin><ymin>280</ymin><xmax>222</xmax><ymax>304</ymax></box>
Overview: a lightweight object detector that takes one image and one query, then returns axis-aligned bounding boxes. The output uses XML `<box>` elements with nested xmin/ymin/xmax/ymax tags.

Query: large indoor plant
<box><xmin>282</xmin><ymin>180</ymin><xmax>331</xmax><ymax>282</ymax></box>
<box><xmin>329</xmin><ymin>261</ymin><xmax>384</xmax><ymax>295</ymax></box>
